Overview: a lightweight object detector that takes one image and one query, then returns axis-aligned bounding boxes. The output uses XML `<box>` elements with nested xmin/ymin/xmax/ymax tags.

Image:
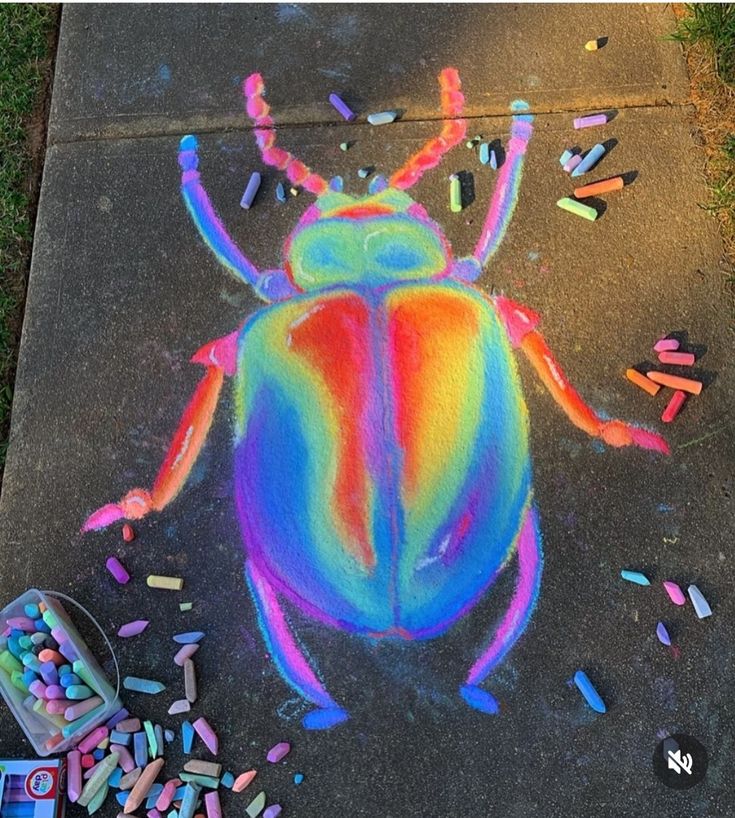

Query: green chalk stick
<box><xmin>179</xmin><ymin>772</ymin><xmax>220</xmax><ymax>789</ymax></box>
<box><xmin>556</xmin><ymin>197</ymin><xmax>597</xmax><ymax>221</ymax></box>
<box><xmin>144</xmin><ymin>720</ymin><xmax>157</xmax><ymax>759</ymax></box>
<box><xmin>72</xmin><ymin>659</ymin><xmax>98</xmax><ymax>691</ymax></box>
<box><xmin>0</xmin><ymin>650</ymin><xmax>23</xmax><ymax>674</ymax></box>
<box><xmin>78</xmin><ymin>752</ymin><xmax>119</xmax><ymax>807</ymax></box>
<box><xmin>449</xmin><ymin>174</ymin><xmax>462</xmax><ymax>213</ymax></box>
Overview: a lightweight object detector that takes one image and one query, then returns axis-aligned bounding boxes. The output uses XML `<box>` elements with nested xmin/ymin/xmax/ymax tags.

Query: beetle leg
<box><xmin>460</xmin><ymin>505</ymin><xmax>542</xmax><ymax>715</ymax></box>
<box><xmin>470</xmin><ymin>101</ymin><xmax>535</xmax><ymax>271</ymax></box>
<box><xmin>519</xmin><ymin>329</ymin><xmax>670</xmax><ymax>454</ymax></box>
<box><xmin>83</xmin><ymin>331</ymin><xmax>239</xmax><ymax>532</ymax></box>
<box><xmin>246</xmin><ymin>560</ymin><xmax>350</xmax><ymax>730</ymax></box>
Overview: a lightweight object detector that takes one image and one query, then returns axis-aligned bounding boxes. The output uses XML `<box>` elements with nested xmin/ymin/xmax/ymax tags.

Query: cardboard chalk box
<box><xmin>0</xmin><ymin>759</ymin><xmax>65</xmax><ymax>818</ymax></box>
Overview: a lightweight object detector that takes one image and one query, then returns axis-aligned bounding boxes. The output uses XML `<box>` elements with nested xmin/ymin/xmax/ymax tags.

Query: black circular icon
<box><xmin>653</xmin><ymin>734</ymin><xmax>708</xmax><ymax>789</ymax></box>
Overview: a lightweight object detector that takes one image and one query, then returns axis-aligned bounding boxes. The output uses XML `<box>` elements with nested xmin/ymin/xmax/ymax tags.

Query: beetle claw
<box><xmin>460</xmin><ymin>683</ymin><xmax>500</xmax><ymax>715</ymax></box>
<box><xmin>301</xmin><ymin>707</ymin><xmax>350</xmax><ymax>730</ymax></box>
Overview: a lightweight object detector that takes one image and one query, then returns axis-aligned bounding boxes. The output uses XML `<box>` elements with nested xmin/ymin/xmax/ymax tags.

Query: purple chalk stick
<box><xmin>40</xmin><ymin>661</ymin><xmax>58</xmax><ymax>686</ymax></box>
<box><xmin>329</xmin><ymin>93</ymin><xmax>356</xmax><ymax>122</ymax></box>
<box><xmin>573</xmin><ymin>114</ymin><xmax>608</xmax><ymax>129</ymax></box>
<box><xmin>118</xmin><ymin>620</ymin><xmax>149</xmax><ymax>638</ymax></box>
<box><xmin>563</xmin><ymin>154</ymin><xmax>583</xmax><ymax>173</ymax></box>
<box><xmin>266</xmin><ymin>742</ymin><xmax>290</xmax><ymax>763</ymax></box>
<box><xmin>263</xmin><ymin>807</ymin><xmax>282</xmax><ymax>818</ymax></box>
<box><xmin>105</xmin><ymin>707</ymin><xmax>130</xmax><ymax>729</ymax></box>
<box><xmin>58</xmin><ymin>640</ymin><xmax>79</xmax><ymax>662</ymax></box>
<box><xmin>106</xmin><ymin>556</ymin><xmax>130</xmax><ymax>584</ymax></box>
<box><xmin>174</xmin><ymin>644</ymin><xmax>199</xmax><ymax>667</ymax></box>
<box><xmin>656</xmin><ymin>622</ymin><xmax>672</xmax><ymax>646</ymax></box>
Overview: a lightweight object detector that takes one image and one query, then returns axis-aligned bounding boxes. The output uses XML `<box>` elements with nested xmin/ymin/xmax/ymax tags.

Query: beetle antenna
<box><xmin>389</xmin><ymin>68</ymin><xmax>467</xmax><ymax>190</ymax></box>
<box><xmin>244</xmin><ymin>74</ymin><xmax>329</xmax><ymax>196</ymax></box>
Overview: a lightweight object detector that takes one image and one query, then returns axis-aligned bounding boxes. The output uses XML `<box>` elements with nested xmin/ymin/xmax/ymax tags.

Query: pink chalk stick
<box><xmin>7</xmin><ymin>616</ymin><xmax>37</xmax><ymax>632</ymax></box>
<box><xmin>663</xmin><ymin>581</ymin><xmax>687</xmax><ymax>606</ymax></box>
<box><xmin>204</xmin><ymin>791</ymin><xmax>222</xmax><ymax>818</ymax></box>
<box><xmin>658</xmin><ymin>351</ymin><xmax>695</xmax><ymax>366</ymax></box>
<box><xmin>106</xmin><ymin>556</ymin><xmax>130</xmax><ymax>584</ymax></box>
<box><xmin>78</xmin><ymin>726</ymin><xmax>108</xmax><ymax>753</ymax></box>
<box><xmin>83</xmin><ymin>760</ymin><xmax>101</xmax><ymax>780</ymax></box>
<box><xmin>51</xmin><ymin>626</ymin><xmax>67</xmax><ymax>644</ymax></box>
<box><xmin>29</xmin><ymin>680</ymin><xmax>48</xmax><ymax>699</ymax></box>
<box><xmin>46</xmin><ymin>698</ymin><xmax>73</xmax><ymax>714</ymax></box>
<box><xmin>232</xmin><ymin>770</ymin><xmax>257</xmax><ymax>793</ymax></box>
<box><xmin>111</xmin><ymin>743</ymin><xmax>136</xmax><ymax>773</ymax></box>
<box><xmin>147</xmin><ymin>810</ymin><xmax>162</xmax><ymax>818</ymax></box>
<box><xmin>67</xmin><ymin>750</ymin><xmax>82</xmax><ymax>803</ymax></box>
<box><xmin>662</xmin><ymin>390</ymin><xmax>687</xmax><ymax>423</ymax></box>
<box><xmin>192</xmin><ymin>717</ymin><xmax>218</xmax><ymax>755</ymax></box>
<box><xmin>117</xmin><ymin>620</ymin><xmax>150</xmax><ymax>638</ymax></box>
<box><xmin>174</xmin><ymin>644</ymin><xmax>199</xmax><ymax>667</ymax></box>
<box><xmin>45</xmin><ymin>685</ymin><xmax>67</xmax><ymax>700</ymax></box>
<box><xmin>156</xmin><ymin>779</ymin><xmax>181</xmax><ymax>812</ymax></box>
<box><xmin>266</xmin><ymin>742</ymin><xmax>290</xmax><ymax>763</ymax></box>
<box><xmin>563</xmin><ymin>154</ymin><xmax>583</xmax><ymax>173</ymax></box>
<box><xmin>654</xmin><ymin>338</ymin><xmax>680</xmax><ymax>353</ymax></box>
<box><xmin>65</xmin><ymin>695</ymin><xmax>103</xmax><ymax>721</ymax></box>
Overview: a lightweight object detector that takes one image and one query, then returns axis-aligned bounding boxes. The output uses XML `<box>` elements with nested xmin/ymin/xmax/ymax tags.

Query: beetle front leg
<box><xmin>82</xmin><ymin>330</ymin><xmax>239</xmax><ymax>531</ymax></box>
<box><xmin>246</xmin><ymin>560</ymin><xmax>349</xmax><ymax>730</ymax></box>
<box><xmin>519</xmin><ymin>329</ymin><xmax>670</xmax><ymax>453</ymax></box>
<box><xmin>460</xmin><ymin>505</ymin><xmax>542</xmax><ymax>715</ymax></box>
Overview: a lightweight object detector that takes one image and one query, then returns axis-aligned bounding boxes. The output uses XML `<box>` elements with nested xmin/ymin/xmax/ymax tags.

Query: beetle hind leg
<box><xmin>460</xmin><ymin>505</ymin><xmax>543</xmax><ymax>715</ymax></box>
<box><xmin>246</xmin><ymin>559</ymin><xmax>349</xmax><ymax>730</ymax></box>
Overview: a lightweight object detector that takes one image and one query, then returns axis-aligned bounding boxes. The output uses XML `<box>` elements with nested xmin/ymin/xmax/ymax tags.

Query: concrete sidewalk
<box><xmin>1</xmin><ymin>5</ymin><xmax>732</xmax><ymax>817</ymax></box>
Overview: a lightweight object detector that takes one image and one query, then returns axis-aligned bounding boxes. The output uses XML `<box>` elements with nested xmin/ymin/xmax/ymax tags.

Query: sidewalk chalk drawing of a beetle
<box><xmin>84</xmin><ymin>69</ymin><xmax>669</xmax><ymax>729</ymax></box>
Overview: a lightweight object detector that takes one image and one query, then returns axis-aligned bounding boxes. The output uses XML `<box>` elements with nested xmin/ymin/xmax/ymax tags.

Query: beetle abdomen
<box><xmin>234</xmin><ymin>281</ymin><xmax>531</xmax><ymax>637</ymax></box>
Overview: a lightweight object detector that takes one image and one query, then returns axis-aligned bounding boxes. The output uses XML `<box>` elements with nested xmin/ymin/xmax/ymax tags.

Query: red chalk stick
<box><xmin>122</xmin><ymin>524</ymin><xmax>135</xmax><ymax>543</ymax></box>
<box><xmin>662</xmin><ymin>390</ymin><xmax>687</xmax><ymax>423</ymax></box>
<box><xmin>658</xmin><ymin>351</ymin><xmax>695</xmax><ymax>366</ymax></box>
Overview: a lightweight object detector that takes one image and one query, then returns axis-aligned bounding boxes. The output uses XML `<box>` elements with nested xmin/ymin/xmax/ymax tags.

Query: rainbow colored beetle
<box><xmin>84</xmin><ymin>69</ymin><xmax>668</xmax><ymax>729</ymax></box>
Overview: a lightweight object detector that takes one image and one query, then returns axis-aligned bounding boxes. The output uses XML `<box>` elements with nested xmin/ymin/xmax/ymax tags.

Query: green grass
<box><xmin>0</xmin><ymin>4</ymin><xmax>56</xmax><ymax>471</ymax></box>
<box><xmin>668</xmin><ymin>3</ymin><xmax>735</xmax><ymax>86</ymax></box>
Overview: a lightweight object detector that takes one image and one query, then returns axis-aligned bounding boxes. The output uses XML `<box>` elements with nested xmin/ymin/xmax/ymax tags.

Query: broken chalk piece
<box><xmin>339</xmin><ymin>141</ymin><xmax>351</xmax><ymax>152</ymax></box>
<box><xmin>204</xmin><ymin>791</ymin><xmax>222</xmax><ymax>818</ymax></box>
<box><xmin>106</xmin><ymin>557</ymin><xmax>130</xmax><ymax>585</ymax></box>
<box><xmin>556</xmin><ymin>197</ymin><xmax>597</xmax><ymax>222</ymax></box>
<box><xmin>122</xmin><ymin>524</ymin><xmax>135</xmax><ymax>543</ymax></box>
<box><xmin>449</xmin><ymin>174</ymin><xmax>462</xmax><ymax>213</ymax></box>
<box><xmin>232</xmin><ymin>770</ymin><xmax>257</xmax><ymax>793</ymax></box>
<box><xmin>174</xmin><ymin>644</ymin><xmax>200</xmax><ymax>666</ymax></box>
<box><xmin>479</xmin><ymin>143</ymin><xmax>490</xmax><ymax>165</ymax></box>
<box><xmin>245</xmin><ymin>792</ymin><xmax>267</xmax><ymax>818</ymax></box>
<box><xmin>266</xmin><ymin>742</ymin><xmax>291</xmax><ymax>763</ymax></box>
<box><xmin>662</xmin><ymin>390</ymin><xmax>687</xmax><ymax>423</ymax></box>
<box><xmin>124</xmin><ymin>758</ymin><xmax>165</xmax><ymax>815</ymax></box>
<box><xmin>357</xmin><ymin>166</ymin><xmax>372</xmax><ymax>179</ymax></box>
<box><xmin>147</xmin><ymin>575</ymin><xmax>184</xmax><ymax>591</ymax></box>
<box><xmin>173</xmin><ymin>632</ymin><xmax>204</xmax><ymax>644</ymax></box>
<box><xmin>573</xmin><ymin>114</ymin><xmax>608</xmax><ymax>129</ymax></box>
<box><xmin>240</xmin><ymin>172</ymin><xmax>261</xmax><ymax>210</ymax></box>
<box><xmin>293</xmin><ymin>773</ymin><xmax>304</xmax><ymax>785</ymax></box>
<box><xmin>563</xmin><ymin>153</ymin><xmax>583</xmax><ymax>173</ymax></box>
<box><xmin>658</xmin><ymin>351</ymin><xmax>695</xmax><ymax>366</ymax></box>
<box><xmin>118</xmin><ymin>620</ymin><xmax>149</xmax><ymax>638</ymax></box>
<box><xmin>625</xmin><ymin>368</ymin><xmax>661</xmax><ymax>396</ymax></box>
<box><xmin>263</xmin><ymin>807</ymin><xmax>282</xmax><ymax>818</ymax></box>
<box><xmin>328</xmin><ymin>93</ymin><xmax>356</xmax><ymax>122</ymax></box>
<box><xmin>192</xmin><ymin>717</ymin><xmax>218</xmax><ymax>755</ymax></box>
<box><xmin>656</xmin><ymin>622</ymin><xmax>671</xmax><ymax>646</ymax></box>
<box><xmin>654</xmin><ymin>338</ymin><xmax>680</xmax><ymax>353</ymax></box>
<box><xmin>573</xmin><ymin>176</ymin><xmax>624</xmax><ymax>198</ymax></box>
<box><xmin>687</xmin><ymin>584</ymin><xmax>712</xmax><ymax>619</ymax></box>
<box><xmin>123</xmin><ymin>676</ymin><xmax>166</xmax><ymax>695</ymax></box>
<box><xmin>367</xmin><ymin>110</ymin><xmax>398</xmax><ymax>126</ymax></box>
<box><xmin>646</xmin><ymin>371</ymin><xmax>702</xmax><ymax>395</ymax></box>
<box><xmin>663</xmin><ymin>580</ymin><xmax>687</xmax><ymax>606</ymax></box>
<box><xmin>573</xmin><ymin>670</ymin><xmax>606</xmax><ymax>713</ymax></box>
<box><xmin>621</xmin><ymin>569</ymin><xmax>650</xmax><ymax>586</ymax></box>
<box><xmin>571</xmin><ymin>143</ymin><xmax>606</xmax><ymax>177</ymax></box>
<box><xmin>489</xmin><ymin>150</ymin><xmax>498</xmax><ymax>170</ymax></box>
<box><xmin>585</xmin><ymin>39</ymin><xmax>600</xmax><ymax>51</ymax></box>
<box><xmin>275</xmin><ymin>183</ymin><xmax>286</xmax><ymax>204</ymax></box>
<box><xmin>179</xmin><ymin>602</ymin><xmax>193</xmax><ymax>612</ymax></box>
<box><xmin>221</xmin><ymin>772</ymin><xmax>235</xmax><ymax>789</ymax></box>
<box><xmin>182</xmin><ymin>720</ymin><xmax>195</xmax><ymax>754</ymax></box>
<box><xmin>184</xmin><ymin>659</ymin><xmax>197</xmax><ymax>704</ymax></box>
<box><xmin>168</xmin><ymin>699</ymin><xmax>191</xmax><ymax>715</ymax></box>
<box><xmin>559</xmin><ymin>148</ymin><xmax>573</xmax><ymax>166</ymax></box>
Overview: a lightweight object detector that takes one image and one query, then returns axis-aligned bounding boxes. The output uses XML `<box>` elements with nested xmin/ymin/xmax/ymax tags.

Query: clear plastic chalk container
<box><xmin>0</xmin><ymin>588</ymin><xmax>121</xmax><ymax>756</ymax></box>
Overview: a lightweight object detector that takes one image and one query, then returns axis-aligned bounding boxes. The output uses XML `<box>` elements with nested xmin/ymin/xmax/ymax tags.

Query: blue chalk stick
<box><xmin>620</xmin><ymin>569</ymin><xmax>650</xmax><ymax>586</ymax></box>
<box><xmin>123</xmin><ymin>676</ymin><xmax>166</xmax><ymax>694</ymax></box>
<box><xmin>688</xmin><ymin>584</ymin><xmax>712</xmax><ymax>619</ymax></box>
<box><xmin>221</xmin><ymin>772</ymin><xmax>235</xmax><ymax>789</ymax></box>
<box><xmin>574</xmin><ymin>670</ymin><xmax>606</xmax><ymax>713</ymax></box>
<box><xmin>60</xmin><ymin>672</ymin><xmax>81</xmax><ymax>688</ymax></box>
<box><xmin>154</xmin><ymin>724</ymin><xmax>164</xmax><ymax>757</ymax></box>
<box><xmin>108</xmin><ymin>768</ymin><xmax>123</xmax><ymax>788</ymax></box>
<box><xmin>92</xmin><ymin>748</ymin><xmax>105</xmax><ymax>761</ymax></box>
<box><xmin>656</xmin><ymin>622</ymin><xmax>671</xmax><ymax>646</ymax></box>
<box><xmin>145</xmin><ymin>784</ymin><xmax>164</xmax><ymax>809</ymax></box>
<box><xmin>172</xmin><ymin>632</ymin><xmax>204</xmax><ymax>645</ymax></box>
<box><xmin>182</xmin><ymin>720</ymin><xmax>195</xmax><ymax>754</ymax></box>
<box><xmin>24</xmin><ymin>604</ymin><xmax>40</xmax><ymax>619</ymax></box>
<box><xmin>110</xmin><ymin>729</ymin><xmax>131</xmax><ymax>746</ymax></box>
<box><xmin>367</xmin><ymin>111</ymin><xmax>397</xmax><ymax>126</ymax></box>
<box><xmin>240</xmin><ymin>172</ymin><xmax>261</xmax><ymax>210</ymax></box>
<box><xmin>34</xmin><ymin>619</ymin><xmax>51</xmax><ymax>634</ymax></box>
<box><xmin>116</xmin><ymin>792</ymin><xmax>129</xmax><ymax>807</ymax></box>
<box><xmin>275</xmin><ymin>182</ymin><xmax>286</xmax><ymax>204</ymax></box>
<box><xmin>133</xmin><ymin>731</ymin><xmax>148</xmax><ymax>767</ymax></box>
<box><xmin>559</xmin><ymin>148</ymin><xmax>573</xmax><ymax>165</ymax></box>
<box><xmin>164</xmin><ymin>729</ymin><xmax>175</xmax><ymax>743</ymax></box>
<box><xmin>489</xmin><ymin>150</ymin><xmax>498</xmax><ymax>170</ymax></box>
<box><xmin>571</xmin><ymin>143</ymin><xmax>606</xmax><ymax>177</ymax></box>
<box><xmin>479</xmin><ymin>143</ymin><xmax>490</xmax><ymax>165</ymax></box>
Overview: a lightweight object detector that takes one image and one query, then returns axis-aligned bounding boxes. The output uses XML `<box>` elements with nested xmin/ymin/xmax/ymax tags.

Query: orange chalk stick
<box><xmin>647</xmin><ymin>371</ymin><xmax>702</xmax><ymax>395</ymax></box>
<box><xmin>626</xmin><ymin>368</ymin><xmax>661</xmax><ymax>396</ymax></box>
<box><xmin>573</xmin><ymin>176</ymin><xmax>624</xmax><ymax>198</ymax></box>
<box><xmin>662</xmin><ymin>390</ymin><xmax>687</xmax><ymax>423</ymax></box>
<box><xmin>658</xmin><ymin>351</ymin><xmax>695</xmax><ymax>366</ymax></box>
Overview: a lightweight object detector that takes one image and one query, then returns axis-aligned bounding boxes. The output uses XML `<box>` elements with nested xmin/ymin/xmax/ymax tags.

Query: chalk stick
<box><xmin>182</xmin><ymin>721</ymin><xmax>195</xmax><ymax>754</ymax></box>
<box><xmin>585</xmin><ymin>39</ymin><xmax>601</xmax><ymax>51</ymax></box>
<box><xmin>134</xmin><ymin>732</ymin><xmax>148</xmax><ymax>768</ymax></box>
<box><xmin>221</xmin><ymin>772</ymin><xmax>235</xmax><ymax>789</ymax></box>
<box><xmin>574</xmin><ymin>114</ymin><xmax>607</xmax><ymax>129</ymax></box>
<box><xmin>573</xmin><ymin>176</ymin><xmax>624</xmax><ymax>198</ymax></box>
<box><xmin>124</xmin><ymin>758</ymin><xmax>165</xmax><ymax>814</ymax></box>
<box><xmin>184</xmin><ymin>660</ymin><xmax>197</xmax><ymax>703</ymax></box>
<box><xmin>179</xmin><ymin>784</ymin><xmax>201</xmax><ymax>818</ymax></box>
<box><xmin>625</xmin><ymin>368</ymin><xmax>661</xmax><ymax>396</ymax></box>
<box><xmin>156</xmin><ymin>780</ymin><xmax>181</xmax><ymax>812</ymax></box>
<box><xmin>78</xmin><ymin>752</ymin><xmax>120</xmax><ymax>807</ymax></box>
<box><xmin>173</xmin><ymin>632</ymin><xmax>204</xmax><ymax>644</ymax></box>
<box><xmin>118</xmin><ymin>718</ymin><xmax>142</xmax><ymax>733</ymax></box>
<box><xmin>144</xmin><ymin>719</ymin><xmax>158</xmax><ymax>758</ymax></box>
<box><xmin>78</xmin><ymin>727</ymin><xmax>109</xmax><ymax>754</ymax></box>
<box><xmin>168</xmin><ymin>699</ymin><xmax>191</xmax><ymax>715</ymax></box>
<box><xmin>174</xmin><ymin>644</ymin><xmax>199</xmax><ymax>666</ymax></box>
<box><xmin>112</xmin><ymin>744</ymin><xmax>136</xmax><ymax>774</ymax></box>
<box><xmin>179</xmin><ymin>773</ymin><xmax>219</xmax><ymax>789</ymax></box>
<box><xmin>275</xmin><ymin>183</ymin><xmax>286</xmax><ymax>204</ymax></box>
<box><xmin>556</xmin><ymin>197</ymin><xmax>597</xmax><ymax>221</ymax></box>
<box><xmin>571</xmin><ymin>143</ymin><xmax>606</xmax><ymax>177</ymax></box>
<box><xmin>656</xmin><ymin>622</ymin><xmax>671</xmax><ymax>646</ymax></box>
<box><xmin>367</xmin><ymin>111</ymin><xmax>397</xmax><ymax>125</ymax></box>
<box><xmin>184</xmin><ymin>761</ymin><xmax>221</xmax><ymax>778</ymax></box>
<box><xmin>662</xmin><ymin>581</ymin><xmax>686</xmax><ymax>606</ymax></box>
<box><xmin>646</xmin><ymin>371</ymin><xmax>702</xmax><ymax>395</ymax></box>
<box><xmin>621</xmin><ymin>569</ymin><xmax>650</xmax><ymax>586</ymax></box>
<box><xmin>573</xmin><ymin>670</ymin><xmax>606</xmax><ymax>713</ymax></box>
<box><xmin>687</xmin><ymin>584</ymin><xmax>712</xmax><ymax>618</ymax></box>
<box><xmin>124</xmin><ymin>676</ymin><xmax>166</xmax><ymax>694</ymax></box>
<box><xmin>662</xmin><ymin>390</ymin><xmax>687</xmax><ymax>423</ymax></box>
<box><xmin>192</xmin><ymin>717</ymin><xmax>218</xmax><ymax>755</ymax></box>
<box><xmin>563</xmin><ymin>154</ymin><xmax>582</xmax><ymax>173</ymax></box>
<box><xmin>328</xmin><ymin>93</ymin><xmax>356</xmax><ymax>121</ymax></box>
<box><xmin>245</xmin><ymin>792</ymin><xmax>266</xmax><ymax>818</ymax></box>
<box><xmin>479</xmin><ymin>143</ymin><xmax>490</xmax><ymax>165</ymax></box>
<box><xmin>293</xmin><ymin>773</ymin><xmax>304</xmax><ymax>785</ymax></box>
<box><xmin>658</xmin><ymin>351</ymin><xmax>695</xmax><ymax>366</ymax></box>
<box><xmin>263</xmin><ymin>806</ymin><xmax>282</xmax><ymax>818</ymax></box>
<box><xmin>449</xmin><ymin>174</ymin><xmax>462</xmax><ymax>212</ymax></box>
<box><xmin>65</xmin><ymin>695</ymin><xmax>104</xmax><ymax>722</ymax></box>
<box><xmin>67</xmin><ymin>750</ymin><xmax>82</xmax><ymax>803</ymax></box>
<box><xmin>147</xmin><ymin>576</ymin><xmax>184</xmax><ymax>591</ymax></box>
<box><xmin>654</xmin><ymin>338</ymin><xmax>679</xmax><ymax>353</ymax></box>
<box><xmin>240</xmin><ymin>172</ymin><xmax>261</xmax><ymax>210</ymax></box>
<box><xmin>118</xmin><ymin>621</ymin><xmax>149</xmax><ymax>638</ymax></box>
<box><xmin>559</xmin><ymin>149</ymin><xmax>573</xmax><ymax>166</ymax></box>
<box><xmin>107</xmin><ymin>557</ymin><xmax>131</xmax><ymax>584</ymax></box>
<box><xmin>120</xmin><ymin>768</ymin><xmax>143</xmax><ymax>791</ymax></box>
<box><xmin>204</xmin><ymin>791</ymin><xmax>222</xmax><ymax>818</ymax></box>
<box><xmin>266</xmin><ymin>742</ymin><xmax>290</xmax><ymax>763</ymax></box>
<box><xmin>232</xmin><ymin>770</ymin><xmax>257</xmax><ymax>793</ymax></box>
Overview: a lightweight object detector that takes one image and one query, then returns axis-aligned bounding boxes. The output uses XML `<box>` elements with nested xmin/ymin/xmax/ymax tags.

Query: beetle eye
<box><xmin>373</xmin><ymin>244</ymin><xmax>428</xmax><ymax>271</ymax></box>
